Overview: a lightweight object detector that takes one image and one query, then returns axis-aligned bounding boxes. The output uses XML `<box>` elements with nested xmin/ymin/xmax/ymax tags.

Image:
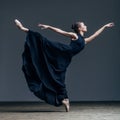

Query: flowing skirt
<box><xmin>22</xmin><ymin>30</ymin><xmax>73</xmax><ymax>106</ymax></box>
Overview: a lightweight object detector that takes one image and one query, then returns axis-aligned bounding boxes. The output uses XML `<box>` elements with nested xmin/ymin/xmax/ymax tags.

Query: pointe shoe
<box><xmin>62</xmin><ymin>99</ymin><xmax>70</xmax><ymax>112</ymax></box>
<box><xmin>14</xmin><ymin>19</ymin><xmax>23</xmax><ymax>29</ymax></box>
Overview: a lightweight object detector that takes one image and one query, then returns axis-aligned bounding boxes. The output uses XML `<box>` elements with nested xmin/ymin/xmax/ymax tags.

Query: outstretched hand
<box><xmin>38</xmin><ymin>24</ymin><xmax>49</xmax><ymax>29</ymax></box>
<box><xmin>105</xmin><ymin>22</ymin><xmax>115</xmax><ymax>28</ymax></box>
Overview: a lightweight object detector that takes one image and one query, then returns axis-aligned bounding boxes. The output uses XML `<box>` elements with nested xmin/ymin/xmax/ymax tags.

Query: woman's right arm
<box><xmin>38</xmin><ymin>24</ymin><xmax>78</xmax><ymax>40</ymax></box>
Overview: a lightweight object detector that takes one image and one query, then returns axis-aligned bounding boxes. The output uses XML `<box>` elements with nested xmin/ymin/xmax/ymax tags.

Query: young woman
<box><xmin>15</xmin><ymin>19</ymin><xmax>114</xmax><ymax>112</ymax></box>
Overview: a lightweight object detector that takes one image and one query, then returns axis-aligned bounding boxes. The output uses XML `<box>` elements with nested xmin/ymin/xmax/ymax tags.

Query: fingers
<box><xmin>38</xmin><ymin>24</ymin><xmax>44</xmax><ymax>29</ymax></box>
<box><xmin>38</xmin><ymin>24</ymin><xmax>42</xmax><ymax>27</ymax></box>
<box><xmin>38</xmin><ymin>24</ymin><xmax>43</xmax><ymax>26</ymax></box>
<box><xmin>38</xmin><ymin>24</ymin><xmax>45</xmax><ymax>28</ymax></box>
<box><xmin>105</xmin><ymin>22</ymin><xmax>115</xmax><ymax>28</ymax></box>
<box><xmin>109</xmin><ymin>22</ymin><xmax>115</xmax><ymax>27</ymax></box>
<box><xmin>37</xmin><ymin>24</ymin><xmax>49</xmax><ymax>29</ymax></box>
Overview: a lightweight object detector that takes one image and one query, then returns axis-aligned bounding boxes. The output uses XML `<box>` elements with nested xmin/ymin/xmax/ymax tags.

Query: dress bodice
<box><xmin>70</xmin><ymin>34</ymin><xmax>85</xmax><ymax>55</ymax></box>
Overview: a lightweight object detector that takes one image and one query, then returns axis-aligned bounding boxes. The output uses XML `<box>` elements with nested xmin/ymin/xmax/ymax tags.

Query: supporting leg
<box><xmin>62</xmin><ymin>99</ymin><xmax>70</xmax><ymax>112</ymax></box>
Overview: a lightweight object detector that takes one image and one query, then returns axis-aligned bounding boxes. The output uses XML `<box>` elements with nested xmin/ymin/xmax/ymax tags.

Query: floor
<box><xmin>0</xmin><ymin>102</ymin><xmax>120</xmax><ymax>120</ymax></box>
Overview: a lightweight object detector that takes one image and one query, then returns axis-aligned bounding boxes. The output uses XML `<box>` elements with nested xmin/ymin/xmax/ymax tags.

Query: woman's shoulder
<box><xmin>70</xmin><ymin>33</ymin><xmax>78</xmax><ymax>41</ymax></box>
<box><xmin>71</xmin><ymin>33</ymin><xmax>84</xmax><ymax>41</ymax></box>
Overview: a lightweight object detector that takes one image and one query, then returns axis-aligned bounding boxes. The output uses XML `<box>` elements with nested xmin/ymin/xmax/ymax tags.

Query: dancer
<box><xmin>15</xmin><ymin>19</ymin><xmax>114</xmax><ymax>112</ymax></box>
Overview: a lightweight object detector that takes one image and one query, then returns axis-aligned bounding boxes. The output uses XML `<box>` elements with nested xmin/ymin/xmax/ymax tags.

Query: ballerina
<box><xmin>15</xmin><ymin>19</ymin><xmax>114</xmax><ymax>112</ymax></box>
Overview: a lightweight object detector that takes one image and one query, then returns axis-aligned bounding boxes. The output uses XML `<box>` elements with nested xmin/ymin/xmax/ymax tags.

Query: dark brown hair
<box><xmin>71</xmin><ymin>22</ymin><xmax>81</xmax><ymax>33</ymax></box>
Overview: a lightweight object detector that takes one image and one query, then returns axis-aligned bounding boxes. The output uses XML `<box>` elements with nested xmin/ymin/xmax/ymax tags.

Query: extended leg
<box><xmin>14</xmin><ymin>19</ymin><xmax>29</xmax><ymax>32</ymax></box>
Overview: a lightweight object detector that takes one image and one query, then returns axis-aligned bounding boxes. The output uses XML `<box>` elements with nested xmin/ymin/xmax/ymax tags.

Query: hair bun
<box><xmin>71</xmin><ymin>22</ymin><xmax>81</xmax><ymax>33</ymax></box>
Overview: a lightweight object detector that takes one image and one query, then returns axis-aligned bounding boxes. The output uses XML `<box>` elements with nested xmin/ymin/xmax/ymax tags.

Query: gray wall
<box><xmin>0</xmin><ymin>0</ymin><xmax>120</xmax><ymax>102</ymax></box>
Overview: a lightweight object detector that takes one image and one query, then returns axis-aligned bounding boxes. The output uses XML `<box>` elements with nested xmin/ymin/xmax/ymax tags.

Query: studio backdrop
<box><xmin>0</xmin><ymin>0</ymin><xmax>120</xmax><ymax>101</ymax></box>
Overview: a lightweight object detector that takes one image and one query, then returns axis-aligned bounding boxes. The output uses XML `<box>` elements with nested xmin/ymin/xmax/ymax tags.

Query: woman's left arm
<box><xmin>85</xmin><ymin>22</ymin><xmax>114</xmax><ymax>44</ymax></box>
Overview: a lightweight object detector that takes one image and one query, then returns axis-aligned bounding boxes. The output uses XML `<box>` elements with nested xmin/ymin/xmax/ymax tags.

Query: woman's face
<box><xmin>79</xmin><ymin>22</ymin><xmax>87</xmax><ymax>32</ymax></box>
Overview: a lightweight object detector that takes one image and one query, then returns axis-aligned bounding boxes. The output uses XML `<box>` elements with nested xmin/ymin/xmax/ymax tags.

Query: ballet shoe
<box><xmin>14</xmin><ymin>19</ymin><xmax>23</xmax><ymax>29</ymax></box>
<box><xmin>62</xmin><ymin>99</ymin><xmax>70</xmax><ymax>112</ymax></box>
<box><xmin>14</xmin><ymin>19</ymin><xmax>29</xmax><ymax>32</ymax></box>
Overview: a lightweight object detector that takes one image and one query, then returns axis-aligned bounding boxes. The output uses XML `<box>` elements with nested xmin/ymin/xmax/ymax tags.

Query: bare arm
<box><xmin>85</xmin><ymin>23</ymin><xmax>114</xmax><ymax>44</ymax></box>
<box><xmin>38</xmin><ymin>24</ymin><xmax>78</xmax><ymax>40</ymax></box>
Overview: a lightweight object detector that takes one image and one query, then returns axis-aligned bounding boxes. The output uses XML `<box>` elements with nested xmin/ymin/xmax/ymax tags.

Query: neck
<box><xmin>79</xmin><ymin>31</ymin><xmax>84</xmax><ymax>37</ymax></box>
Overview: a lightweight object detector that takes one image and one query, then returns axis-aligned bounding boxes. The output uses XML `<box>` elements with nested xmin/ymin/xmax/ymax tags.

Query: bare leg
<box><xmin>62</xmin><ymin>99</ymin><xmax>70</xmax><ymax>112</ymax></box>
<box><xmin>14</xmin><ymin>19</ymin><xmax>29</xmax><ymax>32</ymax></box>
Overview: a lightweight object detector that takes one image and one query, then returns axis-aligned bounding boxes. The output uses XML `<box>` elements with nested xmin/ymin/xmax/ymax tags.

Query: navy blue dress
<box><xmin>22</xmin><ymin>30</ymin><xmax>85</xmax><ymax>106</ymax></box>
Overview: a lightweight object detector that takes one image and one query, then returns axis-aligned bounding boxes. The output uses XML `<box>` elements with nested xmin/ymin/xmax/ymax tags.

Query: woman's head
<box><xmin>71</xmin><ymin>22</ymin><xmax>87</xmax><ymax>33</ymax></box>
